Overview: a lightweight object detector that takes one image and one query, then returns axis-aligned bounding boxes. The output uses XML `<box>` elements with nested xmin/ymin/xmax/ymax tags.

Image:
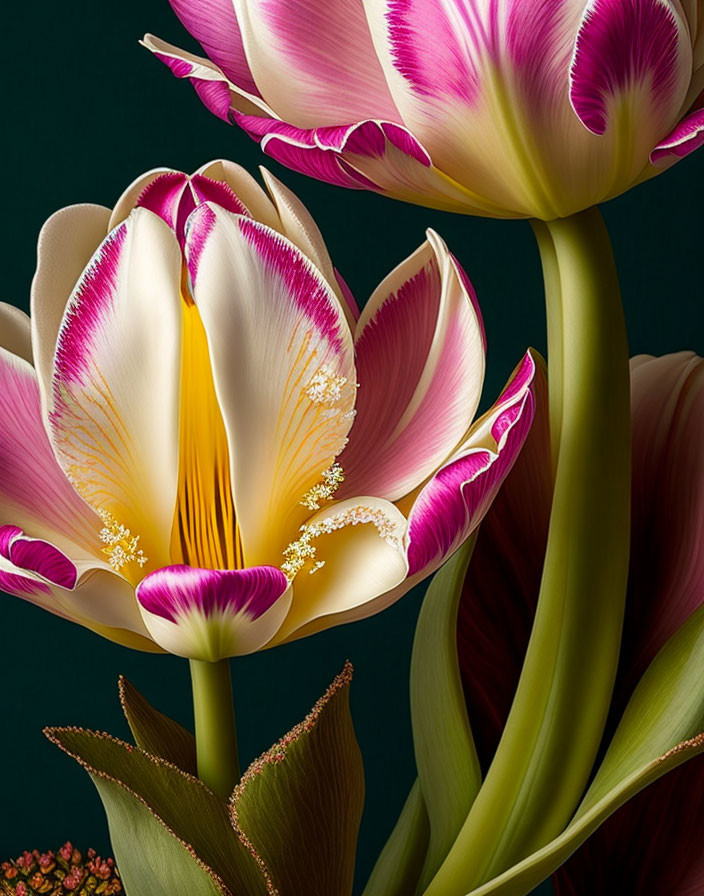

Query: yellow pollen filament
<box><xmin>281</xmin><ymin>505</ymin><xmax>399</xmax><ymax>582</ymax></box>
<box><xmin>305</xmin><ymin>365</ymin><xmax>348</xmax><ymax>406</ymax></box>
<box><xmin>170</xmin><ymin>289</ymin><xmax>242</xmax><ymax>570</ymax></box>
<box><xmin>300</xmin><ymin>462</ymin><xmax>345</xmax><ymax>511</ymax></box>
<box><xmin>98</xmin><ymin>509</ymin><xmax>147</xmax><ymax>572</ymax></box>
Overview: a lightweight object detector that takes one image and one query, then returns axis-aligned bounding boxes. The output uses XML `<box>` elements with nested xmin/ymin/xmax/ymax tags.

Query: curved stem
<box><xmin>190</xmin><ymin>658</ymin><xmax>240</xmax><ymax>799</ymax></box>
<box><xmin>424</xmin><ymin>207</ymin><xmax>631</xmax><ymax>895</ymax></box>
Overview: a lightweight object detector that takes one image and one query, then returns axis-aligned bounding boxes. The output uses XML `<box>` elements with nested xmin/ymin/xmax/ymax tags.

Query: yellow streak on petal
<box><xmin>170</xmin><ymin>292</ymin><xmax>242</xmax><ymax>570</ymax></box>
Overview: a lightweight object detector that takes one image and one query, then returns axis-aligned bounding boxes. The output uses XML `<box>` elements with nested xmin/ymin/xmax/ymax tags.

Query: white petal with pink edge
<box><xmin>136</xmin><ymin>564</ymin><xmax>292</xmax><ymax>660</ymax></box>
<box><xmin>31</xmin><ymin>204</ymin><xmax>111</xmax><ymax>419</ymax></box>
<box><xmin>197</xmin><ymin>159</ymin><xmax>281</xmax><ymax>229</ymax></box>
<box><xmin>406</xmin><ymin>350</ymin><xmax>537</xmax><ymax>577</ymax></box>
<box><xmin>48</xmin><ymin>209</ymin><xmax>183</xmax><ymax>576</ymax></box>
<box><xmin>0</xmin><ymin>303</ymin><xmax>32</xmax><ymax>363</ymax></box>
<box><xmin>232</xmin><ymin>0</ymin><xmax>399</xmax><ymax>126</ymax></box>
<box><xmin>273</xmin><ymin>496</ymin><xmax>409</xmax><ymax>644</ymax></box>
<box><xmin>339</xmin><ymin>230</ymin><xmax>485</xmax><ymax>502</ymax></box>
<box><xmin>185</xmin><ymin>204</ymin><xmax>356</xmax><ymax>567</ymax></box>
<box><xmin>0</xmin><ymin>348</ymin><xmax>104</xmax><ymax>559</ymax></box>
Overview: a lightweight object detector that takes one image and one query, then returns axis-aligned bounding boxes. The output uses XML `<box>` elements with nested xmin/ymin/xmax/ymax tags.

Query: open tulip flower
<box><xmin>145</xmin><ymin>0</ymin><xmax>704</xmax><ymax>219</ymax></box>
<box><xmin>0</xmin><ymin>161</ymin><xmax>535</xmax><ymax>662</ymax></box>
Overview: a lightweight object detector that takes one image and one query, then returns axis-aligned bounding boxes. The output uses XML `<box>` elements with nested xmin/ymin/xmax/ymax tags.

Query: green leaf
<box><xmin>230</xmin><ymin>662</ymin><xmax>364</xmax><ymax>896</ymax></box>
<box><xmin>118</xmin><ymin>675</ymin><xmax>197</xmax><ymax>775</ymax></box>
<box><xmin>362</xmin><ymin>779</ymin><xmax>430</xmax><ymax>896</ymax></box>
<box><xmin>460</xmin><ymin>602</ymin><xmax>704</xmax><ymax>896</ymax></box>
<box><xmin>410</xmin><ymin>538</ymin><xmax>482</xmax><ymax>892</ymax></box>
<box><xmin>45</xmin><ymin>726</ymin><xmax>268</xmax><ymax>896</ymax></box>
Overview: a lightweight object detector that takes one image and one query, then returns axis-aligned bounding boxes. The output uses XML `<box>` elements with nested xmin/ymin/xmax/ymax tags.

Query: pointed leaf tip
<box><xmin>230</xmin><ymin>662</ymin><xmax>363</xmax><ymax>896</ymax></box>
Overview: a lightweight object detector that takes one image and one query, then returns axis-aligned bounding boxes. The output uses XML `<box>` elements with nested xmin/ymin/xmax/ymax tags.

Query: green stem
<box><xmin>190</xmin><ymin>658</ymin><xmax>240</xmax><ymax>799</ymax></box>
<box><xmin>530</xmin><ymin>220</ymin><xmax>562</xmax><ymax>474</ymax></box>
<box><xmin>424</xmin><ymin>207</ymin><xmax>631</xmax><ymax>895</ymax></box>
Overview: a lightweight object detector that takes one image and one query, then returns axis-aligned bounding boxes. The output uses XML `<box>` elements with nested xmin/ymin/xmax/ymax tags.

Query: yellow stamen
<box><xmin>98</xmin><ymin>509</ymin><xmax>147</xmax><ymax>572</ymax></box>
<box><xmin>170</xmin><ymin>292</ymin><xmax>242</xmax><ymax>570</ymax></box>
<box><xmin>300</xmin><ymin>462</ymin><xmax>345</xmax><ymax>511</ymax></box>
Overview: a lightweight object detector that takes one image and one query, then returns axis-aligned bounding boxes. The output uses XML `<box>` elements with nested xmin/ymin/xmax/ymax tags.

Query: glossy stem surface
<box><xmin>190</xmin><ymin>658</ymin><xmax>240</xmax><ymax>799</ymax></box>
<box><xmin>425</xmin><ymin>207</ymin><xmax>631</xmax><ymax>895</ymax></box>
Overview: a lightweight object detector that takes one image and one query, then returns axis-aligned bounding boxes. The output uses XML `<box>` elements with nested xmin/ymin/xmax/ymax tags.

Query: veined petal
<box><xmin>273</xmin><ymin>496</ymin><xmax>408</xmax><ymax>643</ymax></box>
<box><xmin>339</xmin><ymin>230</ymin><xmax>486</xmax><ymax>502</ymax></box>
<box><xmin>0</xmin><ymin>302</ymin><xmax>32</xmax><ymax>363</ymax></box>
<box><xmin>31</xmin><ymin>204</ymin><xmax>111</xmax><ymax>418</ymax></box>
<box><xmin>185</xmin><ymin>204</ymin><xmax>356</xmax><ymax>567</ymax></box>
<box><xmin>48</xmin><ymin>209</ymin><xmax>183</xmax><ymax>580</ymax></box>
<box><xmin>136</xmin><ymin>564</ymin><xmax>291</xmax><ymax>660</ymax></box>
<box><xmin>406</xmin><ymin>351</ymin><xmax>536</xmax><ymax>577</ymax></box>
<box><xmin>259</xmin><ymin>168</ymin><xmax>357</xmax><ymax>324</ymax></box>
<box><xmin>236</xmin><ymin>113</ymin><xmax>523</xmax><ymax>217</ymax></box>
<box><xmin>168</xmin><ymin>0</ymin><xmax>260</xmax><ymax>94</ymax></box>
<box><xmin>570</xmin><ymin>0</ymin><xmax>692</xmax><ymax>137</ymax></box>
<box><xmin>232</xmin><ymin>0</ymin><xmax>399</xmax><ymax>126</ymax></box>
<box><xmin>0</xmin><ymin>348</ymin><xmax>102</xmax><ymax>558</ymax></box>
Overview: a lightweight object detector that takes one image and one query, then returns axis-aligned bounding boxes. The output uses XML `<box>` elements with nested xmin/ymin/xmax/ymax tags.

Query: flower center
<box><xmin>170</xmin><ymin>290</ymin><xmax>243</xmax><ymax>570</ymax></box>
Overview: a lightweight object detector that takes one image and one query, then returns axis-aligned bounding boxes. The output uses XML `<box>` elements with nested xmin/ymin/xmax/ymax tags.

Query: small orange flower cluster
<box><xmin>1</xmin><ymin>843</ymin><xmax>121</xmax><ymax>895</ymax></box>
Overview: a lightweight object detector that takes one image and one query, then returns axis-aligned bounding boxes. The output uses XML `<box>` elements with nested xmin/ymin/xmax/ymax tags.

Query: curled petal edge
<box><xmin>406</xmin><ymin>350</ymin><xmax>538</xmax><ymax>577</ymax></box>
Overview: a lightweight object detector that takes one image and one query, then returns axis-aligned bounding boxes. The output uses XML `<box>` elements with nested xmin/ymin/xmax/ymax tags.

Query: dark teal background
<box><xmin>2</xmin><ymin>1</ymin><xmax>703</xmax><ymax>892</ymax></box>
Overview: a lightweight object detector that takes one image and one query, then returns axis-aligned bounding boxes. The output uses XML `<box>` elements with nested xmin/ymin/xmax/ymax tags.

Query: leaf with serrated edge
<box><xmin>119</xmin><ymin>675</ymin><xmax>197</xmax><ymax>775</ymax></box>
<box><xmin>230</xmin><ymin>662</ymin><xmax>364</xmax><ymax>896</ymax></box>
<box><xmin>45</xmin><ymin>727</ymin><xmax>268</xmax><ymax>895</ymax></box>
<box><xmin>460</xmin><ymin>602</ymin><xmax>704</xmax><ymax>896</ymax></box>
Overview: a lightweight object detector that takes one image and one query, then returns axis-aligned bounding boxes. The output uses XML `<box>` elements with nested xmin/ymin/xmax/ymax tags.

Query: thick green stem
<box><xmin>190</xmin><ymin>658</ymin><xmax>240</xmax><ymax>799</ymax></box>
<box><xmin>424</xmin><ymin>207</ymin><xmax>631</xmax><ymax>895</ymax></box>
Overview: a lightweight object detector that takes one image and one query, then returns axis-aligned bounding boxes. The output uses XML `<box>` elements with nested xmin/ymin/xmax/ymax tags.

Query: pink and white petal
<box><xmin>136</xmin><ymin>564</ymin><xmax>292</xmax><ymax>660</ymax></box>
<box><xmin>570</xmin><ymin>0</ymin><xmax>693</xmax><ymax>138</ymax></box>
<box><xmin>232</xmin><ymin>0</ymin><xmax>399</xmax><ymax>126</ymax></box>
<box><xmin>168</xmin><ymin>0</ymin><xmax>260</xmax><ymax>94</ymax></box>
<box><xmin>0</xmin><ymin>303</ymin><xmax>32</xmax><ymax>363</ymax></box>
<box><xmin>48</xmin><ymin>209</ymin><xmax>183</xmax><ymax>575</ymax></box>
<box><xmin>31</xmin><ymin>204</ymin><xmax>111</xmax><ymax>418</ymax></box>
<box><xmin>109</xmin><ymin>168</ymin><xmax>177</xmax><ymax>230</ymax></box>
<box><xmin>0</xmin><ymin>537</ymin><xmax>152</xmax><ymax>641</ymax></box>
<box><xmin>185</xmin><ymin>204</ymin><xmax>356</xmax><ymax>566</ymax></box>
<box><xmin>197</xmin><ymin>159</ymin><xmax>281</xmax><ymax>229</ymax></box>
<box><xmin>0</xmin><ymin>348</ymin><xmax>103</xmax><ymax>557</ymax></box>
<box><xmin>134</xmin><ymin>171</ymin><xmax>191</xmax><ymax>235</ymax></box>
<box><xmin>650</xmin><ymin>105</ymin><xmax>704</xmax><ymax>164</ymax></box>
<box><xmin>142</xmin><ymin>35</ymin><xmax>275</xmax><ymax>120</ymax></box>
<box><xmin>272</xmin><ymin>496</ymin><xmax>409</xmax><ymax>644</ymax></box>
<box><xmin>238</xmin><ymin>115</ymin><xmax>512</xmax><ymax>216</ymax></box>
<box><xmin>0</xmin><ymin>525</ymin><xmax>77</xmax><ymax>589</ymax></box>
<box><xmin>259</xmin><ymin>168</ymin><xmax>355</xmax><ymax>323</ymax></box>
<box><xmin>406</xmin><ymin>351</ymin><xmax>537</xmax><ymax>577</ymax></box>
<box><xmin>189</xmin><ymin>173</ymin><xmax>250</xmax><ymax>216</ymax></box>
<box><xmin>339</xmin><ymin>230</ymin><xmax>486</xmax><ymax>502</ymax></box>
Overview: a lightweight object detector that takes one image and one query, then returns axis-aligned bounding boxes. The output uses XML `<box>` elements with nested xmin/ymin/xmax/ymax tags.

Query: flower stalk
<box><xmin>189</xmin><ymin>658</ymin><xmax>240</xmax><ymax>798</ymax></box>
<box><xmin>425</xmin><ymin>206</ymin><xmax>631</xmax><ymax>894</ymax></box>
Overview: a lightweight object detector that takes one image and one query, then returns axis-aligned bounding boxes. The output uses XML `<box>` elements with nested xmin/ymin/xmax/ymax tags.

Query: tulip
<box><xmin>145</xmin><ymin>0</ymin><xmax>703</xmax><ymax>220</ymax></box>
<box><xmin>456</xmin><ymin>351</ymin><xmax>704</xmax><ymax>892</ymax></box>
<box><xmin>0</xmin><ymin>161</ymin><xmax>535</xmax><ymax>663</ymax></box>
